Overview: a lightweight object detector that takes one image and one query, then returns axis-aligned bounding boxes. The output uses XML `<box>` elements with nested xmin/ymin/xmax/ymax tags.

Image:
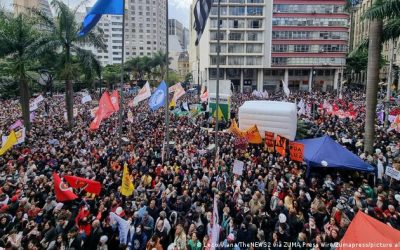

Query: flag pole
<box><xmin>165</xmin><ymin>0</ymin><xmax>170</xmax><ymax>162</ymax></box>
<box><xmin>214</xmin><ymin>0</ymin><xmax>221</xmax><ymax>162</ymax></box>
<box><xmin>118</xmin><ymin>0</ymin><xmax>126</xmax><ymax>151</ymax></box>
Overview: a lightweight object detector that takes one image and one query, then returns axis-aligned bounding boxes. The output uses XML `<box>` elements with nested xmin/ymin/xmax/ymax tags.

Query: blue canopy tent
<box><xmin>297</xmin><ymin>135</ymin><xmax>375</xmax><ymax>176</ymax></box>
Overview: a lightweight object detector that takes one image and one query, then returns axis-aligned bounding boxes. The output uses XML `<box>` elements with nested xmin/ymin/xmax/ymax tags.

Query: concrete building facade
<box><xmin>13</xmin><ymin>0</ymin><xmax>52</xmax><ymax>17</ymax></box>
<box><xmin>79</xmin><ymin>0</ymin><xmax>167</xmax><ymax>66</ymax></box>
<box><xmin>124</xmin><ymin>0</ymin><xmax>167</xmax><ymax>59</ymax></box>
<box><xmin>190</xmin><ymin>0</ymin><xmax>349</xmax><ymax>93</ymax></box>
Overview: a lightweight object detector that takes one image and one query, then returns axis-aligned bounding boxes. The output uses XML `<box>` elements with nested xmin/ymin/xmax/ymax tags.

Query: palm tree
<box><xmin>152</xmin><ymin>51</ymin><xmax>170</xmax><ymax>80</ymax></box>
<box><xmin>34</xmin><ymin>0</ymin><xmax>105</xmax><ymax>128</ymax></box>
<box><xmin>362</xmin><ymin>0</ymin><xmax>399</xmax><ymax>153</ymax></box>
<box><xmin>0</xmin><ymin>12</ymin><xmax>39</xmax><ymax>131</ymax></box>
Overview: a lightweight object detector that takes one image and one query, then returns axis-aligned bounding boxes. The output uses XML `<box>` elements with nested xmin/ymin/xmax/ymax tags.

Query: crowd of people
<box><xmin>0</xmin><ymin>86</ymin><xmax>399</xmax><ymax>250</ymax></box>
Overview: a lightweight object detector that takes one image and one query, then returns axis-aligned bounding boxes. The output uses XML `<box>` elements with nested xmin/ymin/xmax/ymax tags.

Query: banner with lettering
<box><xmin>265</xmin><ymin>131</ymin><xmax>275</xmax><ymax>153</ymax></box>
<box><xmin>289</xmin><ymin>142</ymin><xmax>304</xmax><ymax>162</ymax></box>
<box><xmin>275</xmin><ymin>135</ymin><xmax>288</xmax><ymax>157</ymax></box>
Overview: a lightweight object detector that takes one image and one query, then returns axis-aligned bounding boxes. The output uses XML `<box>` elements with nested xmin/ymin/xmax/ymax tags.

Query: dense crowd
<box><xmin>0</xmin><ymin>87</ymin><xmax>399</xmax><ymax>250</ymax></box>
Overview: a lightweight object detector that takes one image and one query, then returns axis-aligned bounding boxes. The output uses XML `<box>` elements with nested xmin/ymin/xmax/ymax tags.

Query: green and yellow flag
<box><xmin>121</xmin><ymin>163</ymin><xmax>134</xmax><ymax>197</ymax></box>
<box><xmin>0</xmin><ymin>130</ymin><xmax>17</xmax><ymax>156</ymax></box>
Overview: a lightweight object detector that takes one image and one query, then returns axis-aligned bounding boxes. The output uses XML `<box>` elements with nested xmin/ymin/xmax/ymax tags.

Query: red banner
<box><xmin>275</xmin><ymin>135</ymin><xmax>288</xmax><ymax>157</ymax></box>
<box><xmin>265</xmin><ymin>131</ymin><xmax>275</xmax><ymax>153</ymax></box>
<box><xmin>289</xmin><ymin>142</ymin><xmax>304</xmax><ymax>162</ymax></box>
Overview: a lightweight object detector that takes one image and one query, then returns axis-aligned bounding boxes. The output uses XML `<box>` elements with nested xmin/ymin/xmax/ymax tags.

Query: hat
<box><xmin>279</xmin><ymin>213</ymin><xmax>287</xmax><ymax>223</ymax></box>
<box><xmin>227</xmin><ymin>233</ymin><xmax>235</xmax><ymax>241</ymax></box>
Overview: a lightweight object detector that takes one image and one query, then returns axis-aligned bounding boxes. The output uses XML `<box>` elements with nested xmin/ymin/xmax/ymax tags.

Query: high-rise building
<box><xmin>13</xmin><ymin>0</ymin><xmax>52</xmax><ymax>17</ymax></box>
<box><xmin>77</xmin><ymin>11</ymin><xmax>123</xmax><ymax>66</ymax></box>
<box><xmin>190</xmin><ymin>0</ymin><xmax>349</xmax><ymax>93</ymax></box>
<box><xmin>124</xmin><ymin>0</ymin><xmax>167</xmax><ymax>59</ymax></box>
<box><xmin>270</xmin><ymin>0</ymin><xmax>349</xmax><ymax>92</ymax></box>
<box><xmin>78</xmin><ymin>0</ymin><xmax>167</xmax><ymax>66</ymax></box>
<box><xmin>193</xmin><ymin>0</ymin><xmax>273</xmax><ymax>93</ymax></box>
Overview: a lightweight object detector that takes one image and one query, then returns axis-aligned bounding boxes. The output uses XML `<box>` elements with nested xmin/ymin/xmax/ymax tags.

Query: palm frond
<box><xmin>31</xmin><ymin>38</ymin><xmax>63</xmax><ymax>57</ymax></box>
<box><xmin>30</xmin><ymin>8</ymin><xmax>57</xmax><ymax>33</ymax></box>
<box><xmin>363</xmin><ymin>0</ymin><xmax>400</xmax><ymax>20</ymax></box>
<box><xmin>348</xmin><ymin>39</ymin><xmax>369</xmax><ymax>57</ymax></box>
<box><xmin>382</xmin><ymin>18</ymin><xmax>400</xmax><ymax>42</ymax></box>
<box><xmin>77</xmin><ymin>31</ymin><xmax>106</xmax><ymax>50</ymax></box>
<box><xmin>73</xmin><ymin>45</ymin><xmax>102</xmax><ymax>78</ymax></box>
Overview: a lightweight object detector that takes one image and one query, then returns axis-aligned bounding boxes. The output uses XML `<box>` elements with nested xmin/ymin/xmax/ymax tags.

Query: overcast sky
<box><xmin>2</xmin><ymin>0</ymin><xmax>191</xmax><ymax>28</ymax></box>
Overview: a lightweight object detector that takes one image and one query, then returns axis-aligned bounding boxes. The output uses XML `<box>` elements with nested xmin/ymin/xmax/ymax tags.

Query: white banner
<box><xmin>233</xmin><ymin>159</ymin><xmax>244</xmax><ymax>176</ymax></box>
<box><xmin>385</xmin><ymin>167</ymin><xmax>400</xmax><ymax>180</ymax></box>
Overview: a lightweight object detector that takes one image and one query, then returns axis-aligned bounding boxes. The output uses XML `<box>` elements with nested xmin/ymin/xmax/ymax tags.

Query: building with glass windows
<box><xmin>190</xmin><ymin>0</ymin><xmax>349</xmax><ymax>93</ymax></box>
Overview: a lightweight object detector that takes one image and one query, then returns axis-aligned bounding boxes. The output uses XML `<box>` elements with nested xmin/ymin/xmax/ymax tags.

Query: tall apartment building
<box><xmin>13</xmin><ymin>0</ymin><xmax>52</xmax><ymax>17</ymax></box>
<box><xmin>195</xmin><ymin>0</ymin><xmax>273</xmax><ymax>93</ymax></box>
<box><xmin>190</xmin><ymin>0</ymin><xmax>349</xmax><ymax>93</ymax></box>
<box><xmin>270</xmin><ymin>0</ymin><xmax>348</xmax><ymax>92</ymax></box>
<box><xmin>78</xmin><ymin>0</ymin><xmax>166</xmax><ymax>66</ymax></box>
<box><xmin>124</xmin><ymin>0</ymin><xmax>167</xmax><ymax>58</ymax></box>
<box><xmin>77</xmin><ymin>11</ymin><xmax>124</xmax><ymax>66</ymax></box>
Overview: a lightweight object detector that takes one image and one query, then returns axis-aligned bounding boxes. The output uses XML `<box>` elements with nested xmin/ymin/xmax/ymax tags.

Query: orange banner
<box><xmin>244</xmin><ymin>125</ymin><xmax>262</xmax><ymax>144</ymax></box>
<box><xmin>229</xmin><ymin>120</ymin><xmax>245</xmax><ymax>137</ymax></box>
<box><xmin>229</xmin><ymin>120</ymin><xmax>262</xmax><ymax>144</ymax></box>
<box><xmin>275</xmin><ymin>135</ymin><xmax>288</xmax><ymax>157</ymax></box>
<box><xmin>265</xmin><ymin>131</ymin><xmax>275</xmax><ymax>153</ymax></box>
<box><xmin>289</xmin><ymin>142</ymin><xmax>304</xmax><ymax>162</ymax></box>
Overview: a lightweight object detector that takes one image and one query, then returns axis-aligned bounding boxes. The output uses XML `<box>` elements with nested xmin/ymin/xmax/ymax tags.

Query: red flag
<box><xmin>89</xmin><ymin>115</ymin><xmax>102</xmax><ymax>130</ymax></box>
<box><xmin>110</xmin><ymin>90</ymin><xmax>120</xmax><ymax>112</ymax></box>
<box><xmin>53</xmin><ymin>172</ymin><xmax>78</xmax><ymax>202</ymax></box>
<box><xmin>64</xmin><ymin>175</ymin><xmax>102</xmax><ymax>195</ymax></box>
<box><xmin>99</xmin><ymin>91</ymin><xmax>117</xmax><ymax>119</ymax></box>
<box><xmin>90</xmin><ymin>92</ymin><xmax>116</xmax><ymax>130</ymax></box>
<box><xmin>333</xmin><ymin>104</ymin><xmax>339</xmax><ymax>112</ymax></box>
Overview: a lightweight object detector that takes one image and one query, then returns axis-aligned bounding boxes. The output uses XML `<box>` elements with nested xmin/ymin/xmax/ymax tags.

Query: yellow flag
<box><xmin>0</xmin><ymin>130</ymin><xmax>17</xmax><ymax>156</ymax></box>
<box><xmin>169</xmin><ymin>99</ymin><xmax>176</xmax><ymax>109</ymax></box>
<box><xmin>121</xmin><ymin>163</ymin><xmax>134</xmax><ymax>197</ymax></box>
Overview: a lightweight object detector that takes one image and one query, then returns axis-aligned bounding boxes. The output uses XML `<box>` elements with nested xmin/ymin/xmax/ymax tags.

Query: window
<box><xmin>229</xmin><ymin>7</ymin><xmax>245</xmax><ymax>16</ymax></box>
<box><xmin>294</xmin><ymin>45</ymin><xmax>310</xmax><ymax>52</ymax></box>
<box><xmin>247</xmin><ymin>7</ymin><xmax>263</xmax><ymax>16</ymax></box>
<box><xmin>272</xmin><ymin>44</ymin><xmax>288</xmax><ymax>52</ymax></box>
<box><xmin>228</xmin><ymin>56</ymin><xmax>244</xmax><ymax>65</ymax></box>
<box><xmin>248</xmin><ymin>19</ymin><xmax>261</xmax><ymax>28</ymax></box>
<box><xmin>229</xmin><ymin>32</ymin><xmax>244</xmax><ymax>41</ymax></box>
<box><xmin>247</xmin><ymin>32</ymin><xmax>261</xmax><ymax>41</ymax></box>
<box><xmin>228</xmin><ymin>44</ymin><xmax>244</xmax><ymax>53</ymax></box>
<box><xmin>246</xmin><ymin>44</ymin><xmax>262</xmax><ymax>53</ymax></box>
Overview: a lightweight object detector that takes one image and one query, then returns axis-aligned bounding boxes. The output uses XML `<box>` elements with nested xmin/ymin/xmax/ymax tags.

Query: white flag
<box><xmin>29</xmin><ymin>102</ymin><xmax>38</xmax><ymax>112</ymax></box>
<box><xmin>282</xmin><ymin>80</ymin><xmax>290</xmax><ymax>98</ymax></box>
<box><xmin>110</xmin><ymin>212</ymin><xmax>130</xmax><ymax>244</ymax></box>
<box><xmin>298</xmin><ymin>99</ymin><xmax>305</xmax><ymax>115</ymax></box>
<box><xmin>133</xmin><ymin>82</ymin><xmax>151</xmax><ymax>106</ymax></box>
<box><xmin>81</xmin><ymin>94</ymin><xmax>92</xmax><ymax>104</ymax></box>
<box><xmin>172</xmin><ymin>83</ymin><xmax>186</xmax><ymax>102</ymax></box>
<box><xmin>169</xmin><ymin>82</ymin><xmax>181</xmax><ymax>93</ymax></box>
<box><xmin>182</xmin><ymin>102</ymin><xmax>189</xmax><ymax>111</ymax></box>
